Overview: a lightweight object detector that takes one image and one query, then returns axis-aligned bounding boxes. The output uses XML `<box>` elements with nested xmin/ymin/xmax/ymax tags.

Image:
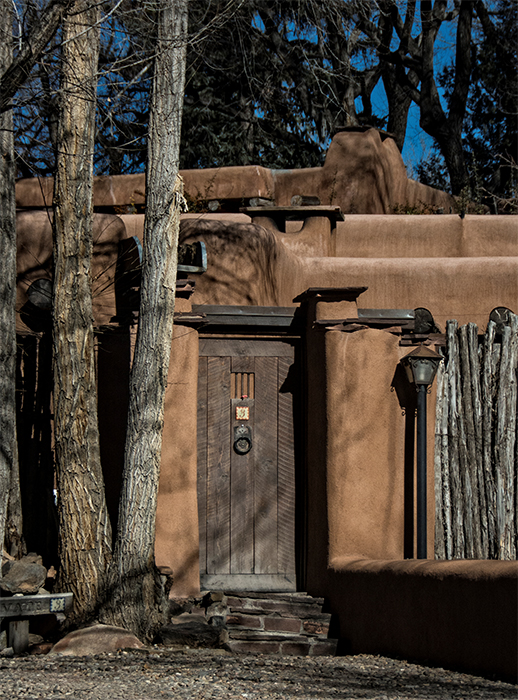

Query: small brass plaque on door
<box><xmin>236</xmin><ymin>406</ymin><xmax>250</xmax><ymax>421</ymax></box>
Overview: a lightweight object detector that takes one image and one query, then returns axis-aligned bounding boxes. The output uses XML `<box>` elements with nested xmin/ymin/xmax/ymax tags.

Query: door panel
<box><xmin>277</xmin><ymin>357</ymin><xmax>296</xmax><ymax>574</ymax></box>
<box><xmin>206</xmin><ymin>357</ymin><xmax>231</xmax><ymax>574</ymax></box>
<box><xmin>230</xmin><ymin>397</ymin><xmax>254</xmax><ymax>573</ymax></box>
<box><xmin>198</xmin><ymin>338</ymin><xmax>297</xmax><ymax>591</ymax></box>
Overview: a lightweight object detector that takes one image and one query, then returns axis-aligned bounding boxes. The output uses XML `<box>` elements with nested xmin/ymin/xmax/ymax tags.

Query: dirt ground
<box><xmin>0</xmin><ymin>647</ymin><xmax>515</xmax><ymax>700</ymax></box>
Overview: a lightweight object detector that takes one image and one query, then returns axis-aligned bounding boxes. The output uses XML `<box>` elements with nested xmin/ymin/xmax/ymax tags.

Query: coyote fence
<box><xmin>434</xmin><ymin>314</ymin><xmax>518</xmax><ymax>559</ymax></box>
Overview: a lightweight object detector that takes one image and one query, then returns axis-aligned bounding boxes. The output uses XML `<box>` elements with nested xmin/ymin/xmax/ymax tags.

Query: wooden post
<box><xmin>9</xmin><ymin>620</ymin><xmax>29</xmax><ymax>654</ymax></box>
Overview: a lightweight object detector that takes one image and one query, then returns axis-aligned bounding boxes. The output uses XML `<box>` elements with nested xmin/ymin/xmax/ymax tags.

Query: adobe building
<box><xmin>15</xmin><ymin>129</ymin><xmax>518</xmax><ymax>678</ymax></box>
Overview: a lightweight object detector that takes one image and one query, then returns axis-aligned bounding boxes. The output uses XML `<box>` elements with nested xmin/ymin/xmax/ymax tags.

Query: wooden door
<box><xmin>197</xmin><ymin>338</ymin><xmax>297</xmax><ymax>591</ymax></box>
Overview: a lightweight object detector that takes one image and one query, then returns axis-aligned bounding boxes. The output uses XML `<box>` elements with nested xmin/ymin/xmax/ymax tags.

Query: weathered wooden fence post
<box><xmin>435</xmin><ymin>313</ymin><xmax>518</xmax><ymax>559</ymax></box>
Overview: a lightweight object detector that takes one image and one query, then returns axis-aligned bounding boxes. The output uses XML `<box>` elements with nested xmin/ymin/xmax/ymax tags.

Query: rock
<box><xmin>49</xmin><ymin>624</ymin><xmax>145</xmax><ymax>656</ymax></box>
<box><xmin>168</xmin><ymin>596</ymin><xmax>204</xmax><ymax>618</ymax></box>
<box><xmin>206</xmin><ymin>601</ymin><xmax>227</xmax><ymax>624</ymax></box>
<box><xmin>29</xmin><ymin>641</ymin><xmax>53</xmax><ymax>655</ymax></box>
<box><xmin>158</xmin><ymin>615</ymin><xmax>222</xmax><ymax>648</ymax></box>
<box><xmin>0</xmin><ymin>554</ymin><xmax>47</xmax><ymax>595</ymax></box>
<box><xmin>0</xmin><ymin>647</ymin><xmax>14</xmax><ymax>657</ymax></box>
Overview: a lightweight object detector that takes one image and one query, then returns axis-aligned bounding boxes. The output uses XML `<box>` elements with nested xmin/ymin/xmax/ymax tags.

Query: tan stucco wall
<box><xmin>325</xmin><ymin>558</ymin><xmax>518</xmax><ymax>681</ymax></box>
<box><xmin>16</xmin><ymin>211</ymin><xmax>127</xmax><ymax>332</ymax></box>
<box><xmin>155</xmin><ymin>322</ymin><xmax>201</xmax><ymax>598</ymax></box>
<box><xmin>303</xmin><ymin>321</ymin><xmax>437</xmax><ymax>593</ymax></box>
<box><xmin>300</xmin><ymin>256</ymin><xmax>517</xmax><ymax>331</ymax></box>
<box><xmin>272</xmin><ymin>129</ymin><xmax>454</xmax><ymax>214</ymax></box>
<box><xmin>180</xmin><ymin>219</ymin><xmax>517</xmax><ymax>331</ymax></box>
<box><xmin>15</xmin><ymin>129</ymin><xmax>453</xmax><ymax>215</ymax></box>
<box><xmin>324</xmin><ymin>329</ymin><xmax>435</xmax><ymax>561</ymax></box>
<box><xmin>335</xmin><ymin>214</ymin><xmax>518</xmax><ymax>258</ymax></box>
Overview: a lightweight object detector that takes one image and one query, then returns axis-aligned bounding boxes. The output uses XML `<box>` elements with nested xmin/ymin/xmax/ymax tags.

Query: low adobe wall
<box><xmin>300</xmin><ymin>256</ymin><xmax>517</xmax><ymax>331</ymax></box>
<box><xmin>325</xmin><ymin>558</ymin><xmax>518</xmax><ymax>682</ymax></box>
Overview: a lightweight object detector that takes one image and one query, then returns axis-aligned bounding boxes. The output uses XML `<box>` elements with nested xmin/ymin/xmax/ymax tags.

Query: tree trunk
<box><xmin>419</xmin><ymin>1</ymin><xmax>473</xmax><ymax>194</ymax></box>
<box><xmin>0</xmin><ymin>0</ymin><xmax>21</xmax><ymax>561</ymax></box>
<box><xmin>381</xmin><ymin>64</ymin><xmax>413</xmax><ymax>152</ymax></box>
<box><xmin>100</xmin><ymin>0</ymin><xmax>188</xmax><ymax>642</ymax></box>
<box><xmin>52</xmin><ymin>0</ymin><xmax>112</xmax><ymax>624</ymax></box>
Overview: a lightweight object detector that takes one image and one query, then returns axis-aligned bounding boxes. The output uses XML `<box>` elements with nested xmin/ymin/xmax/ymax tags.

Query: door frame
<box><xmin>194</xmin><ymin>305</ymin><xmax>306</xmax><ymax>592</ymax></box>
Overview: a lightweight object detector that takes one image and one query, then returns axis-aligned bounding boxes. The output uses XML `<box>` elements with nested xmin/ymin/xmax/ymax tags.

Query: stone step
<box><xmin>226</xmin><ymin>612</ymin><xmax>331</xmax><ymax>636</ymax></box>
<box><xmin>199</xmin><ymin>590</ymin><xmax>338</xmax><ymax>657</ymax></box>
<box><xmin>223</xmin><ymin>591</ymin><xmax>325</xmax><ymax>606</ymax></box>
<box><xmin>226</xmin><ymin>595</ymin><xmax>326</xmax><ymax>619</ymax></box>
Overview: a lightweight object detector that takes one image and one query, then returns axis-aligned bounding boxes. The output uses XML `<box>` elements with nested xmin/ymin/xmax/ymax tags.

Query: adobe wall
<box><xmin>121</xmin><ymin>211</ymin><xmax>517</xmax><ymax>263</ymax></box>
<box><xmin>14</xmin><ymin>129</ymin><xmax>453</xmax><ymax>215</ymax></box>
<box><xmin>17</xmin><ymin>210</ymin><xmax>516</xmax><ymax>334</ymax></box>
<box><xmin>325</xmin><ymin>559</ymin><xmax>518</xmax><ymax>681</ymax></box>
<box><xmin>302</xmin><ymin>312</ymin><xmax>518</xmax><ymax>680</ymax></box>
<box><xmin>300</xmin><ymin>256</ymin><xmax>517</xmax><ymax>331</ymax></box>
<box><xmin>324</xmin><ymin>328</ymin><xmax>436</xmax><ymax>562</ymax></box>
<box><xmin>155</xmin><ymin>320</ymin><xmax>201</xmax><ymax>598</ymax></box>
<box><xmin>302</xmin><ymin>312</ymin><xmax>436</xmax><ymax>590</ymax></box>
<box><xmin>272</xmin><ymin>129</ymin><xmax>453</xmax><ymax>214</ymax></box>
<box><xmin>179</xmin><ymin>220</ymin><xmax>518</xmax><ymax>331</ymax></box>
<box><xmin>16</xmin><ymin>211</ymin><xmax>127</xmax><ymax>331</ymax></box>
<box><xmin>335</xmin><ymin>214</ymin><xmax>518</xmax><ymax>258</ymax></box>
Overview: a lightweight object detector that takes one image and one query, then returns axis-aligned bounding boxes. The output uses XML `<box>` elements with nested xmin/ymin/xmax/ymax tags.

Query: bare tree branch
<box><xmin>0</xmin><ymin>0</ymin><xmax>74</xmax><ymax>114</ymax></box>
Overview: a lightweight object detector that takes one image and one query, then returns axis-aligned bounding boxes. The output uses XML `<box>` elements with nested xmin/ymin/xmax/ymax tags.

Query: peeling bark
<box><xmin>0</xmin><ymin>0</ymin><xmax>18</xmax><ymax>561</ymax></box>
<box><xmin>100</xmin><ymin>0</ymin><xmax>188</xmax><ymax>642</ymax></box>
<box><xmin>52</xmin><ymin>0</ymin><xmax>111</xmax><ymax>623</ymax></box>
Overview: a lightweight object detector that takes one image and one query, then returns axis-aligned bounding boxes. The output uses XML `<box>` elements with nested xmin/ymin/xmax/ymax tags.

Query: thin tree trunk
<box><xmin>0</xmin><ymin>0</ymin><xmax>20</xmax><ymax>561</ymax></box>
<box><xmin>468</xmin><ymin>323</ymin><xmax>487</xmax><ymax>556</ymax></box>
<box><xmin>5</xmin><ymin>437</ymin><xmax>25</xmax><ymax>558</ymax></box>
<box><xmin>434</xmin><ymin>357</ymin><xmax>446</xmax><ymax>559</ymax></box>
<box><xmin>459</xmin><ymin>324</ymin><xmax>482</xmax><ymax>556</ymax></box>
<box><xmin>52</xmin><ymin>0</ymin><xmax>112</xmax><ymax>623</ymax></box>
<box><xmin>482</xmin><ymin>321</ymin><xmax>497</xmax><ymax>557</ymax></box>
<box><xmin>382</xmin><ymin>64</ymin><xmax>414</xmax><ymax>152</ymax></box>
<box><xmin>446</xmin><ymin>320</ymin><xmax>465</xmax><ymax>558</ymax></box>
<box><xmin>494</xmin><ymin>316</ymin><xmax>517</xmax><ymax>559</ymax></box>
<box><xmin>100</xmin><ymin>0</ymin><xmax>188</xmax><ymax>642</ymax></box>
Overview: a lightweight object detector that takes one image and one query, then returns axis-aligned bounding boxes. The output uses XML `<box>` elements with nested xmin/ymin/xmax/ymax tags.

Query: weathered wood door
<box><xmin>197</xmin><ymin>338</ymin><xmax>297</xmax><ymax>591</ymax></box>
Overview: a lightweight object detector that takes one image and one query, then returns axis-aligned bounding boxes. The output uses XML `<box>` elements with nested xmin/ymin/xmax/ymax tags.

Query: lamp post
<box><xmin>401</xmin><ymin>344</ymin><xmax>443</xmax><ymax>559</ymax></box>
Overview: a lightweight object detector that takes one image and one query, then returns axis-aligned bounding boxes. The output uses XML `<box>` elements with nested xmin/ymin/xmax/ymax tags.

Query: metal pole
<box><xmin>416</xmin><ymin>384</ymin><xmax>427</xmax><ymax>558</ymax></box>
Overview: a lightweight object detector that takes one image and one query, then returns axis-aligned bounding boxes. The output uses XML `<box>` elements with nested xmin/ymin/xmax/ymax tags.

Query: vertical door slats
<box><xmin>230</xmin><ymin>393</ymin><xmax>255</xmax><ymax>573</ymax></box>
<box><xmin>277</xmin><ymin>357</ymin><xmax>296</xmax><ymax>574</ymax></box>
<box><xmin>254</xmin><ymin>356</ymin><xmax>279</xmax><ymax>574</ymax></box>
<box><xmin>197</xmin><ymin>357</ymin><xmax>208</xmax><ymax>573</ymax></box>
<box><xmin>206</xmin><ymin>357</ymin><xmax>231</xmax><ymax>573</ymax></box>
<box><xmin>199</xmin><ymin>339</ymin><xmax>297</xmax><ymax>590</ymax></box>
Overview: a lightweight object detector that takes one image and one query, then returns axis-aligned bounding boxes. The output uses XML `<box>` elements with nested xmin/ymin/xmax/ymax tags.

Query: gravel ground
<box><xmin>0</xmin><ymin>648</ymin><xmax>515</xmax><ymax>700</ymax></box>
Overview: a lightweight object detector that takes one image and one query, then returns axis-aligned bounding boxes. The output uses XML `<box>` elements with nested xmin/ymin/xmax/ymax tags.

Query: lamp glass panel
<box><xmin>412</xmin><ymin>358</ymin><xmax>436</xmax><ymax>385</ymax></box>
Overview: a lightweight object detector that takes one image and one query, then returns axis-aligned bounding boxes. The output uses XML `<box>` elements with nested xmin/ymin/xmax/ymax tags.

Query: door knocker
<box><xmin>234</xmin><ymin>425</ymin><xmax>252</xmax><ymax>455</ymax></box>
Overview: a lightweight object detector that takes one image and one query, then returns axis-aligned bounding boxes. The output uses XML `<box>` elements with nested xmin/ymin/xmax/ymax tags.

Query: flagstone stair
<box><xmin>205</xmin><ymin>591</ymin><xmax>338</xmax><ymax>656</ymax></box>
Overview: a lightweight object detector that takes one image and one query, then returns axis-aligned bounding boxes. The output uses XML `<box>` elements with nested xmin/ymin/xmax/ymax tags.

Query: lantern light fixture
<box><xmin>401</xmin><ymin>343</ymin><xmax>443</xmax><ymax>388</ymax></box>
<box><xmin>400</xmin><ymin>343</ymin><xmax>443</xmax><ymax>560</ymax></box>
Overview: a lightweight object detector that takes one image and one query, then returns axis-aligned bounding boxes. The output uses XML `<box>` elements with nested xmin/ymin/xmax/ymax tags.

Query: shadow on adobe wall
<box><xmin>326</xmin><ymin>558</ymin><xmax>518</xmax><ymax>683</ymax></box>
